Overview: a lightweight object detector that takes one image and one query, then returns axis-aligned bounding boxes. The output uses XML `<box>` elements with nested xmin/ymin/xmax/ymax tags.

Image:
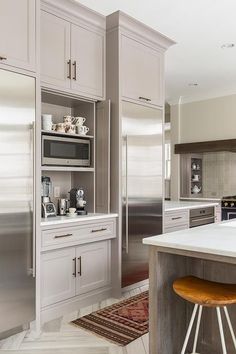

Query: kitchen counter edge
<box><xmin>41</xmin><ymin>213</ymin><xmax>118</xmax><ymax>229</ymax></box>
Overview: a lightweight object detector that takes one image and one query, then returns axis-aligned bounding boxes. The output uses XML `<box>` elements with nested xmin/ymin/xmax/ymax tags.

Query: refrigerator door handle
<box><xmin>31</xmin><ymin>122</ymin><xmax>36</xmax><ymax>278</ymax></box>
<box><xmin>125</xmin><ymin>135</ymin><xmax>129</xmax><ymax>254</ymax></box>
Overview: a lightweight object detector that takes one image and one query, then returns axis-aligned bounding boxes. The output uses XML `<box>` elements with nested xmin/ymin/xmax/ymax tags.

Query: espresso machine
<box><xmin>41</xmin><ymin>176</ymin><xmax>57</xmax><ymax>218</ymax></box>
<box><xmin>69</xmin><ymin>187</ymin><xmax>87</xmax><ymax>215</ymax></box>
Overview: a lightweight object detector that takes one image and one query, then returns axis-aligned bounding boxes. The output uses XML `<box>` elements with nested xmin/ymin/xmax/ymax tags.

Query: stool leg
<box><xmin>216</xmin><ymin>307</ymin><xmax>227</xmax><ymax>354</ymax></box>
<box><xmin>223</xmin><ymin>306</ymin><xmax>236</xmax><ymax>350</ymax></box>
<box><xmin>181</xmin><ymin>304</ymin><xmax>199</xmax><ymax>354</ymax></box>
<box><xmin>191</xmin><ymin>305</ymin><xmax>203</xmax><ymax>354</ymax></box>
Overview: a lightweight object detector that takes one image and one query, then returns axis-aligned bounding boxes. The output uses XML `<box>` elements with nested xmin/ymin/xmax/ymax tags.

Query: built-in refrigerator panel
<box><xmin>0</xmin><ymin>69</ymin><xmax>35</xmax><ymax>335</ymax></box>
<box><xmin>121</xmin><ymin>101</ymin><xmax>163</xmax><ymax>287</ymax></box>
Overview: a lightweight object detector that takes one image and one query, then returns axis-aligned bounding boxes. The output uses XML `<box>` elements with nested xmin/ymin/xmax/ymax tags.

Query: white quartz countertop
<box><xmin>41</xmin><ymin>213</ymin><xmax>118</xmax><ymax>227</ymax></box>
<box><xmin>143</xmin><ymin>220</ymin><xmax>236</xmax><ymax>259</ymax></box>
<box><xmin>165</xmin><ymin>200</ymin><xmax>219</xmax><ymax>212</ymax></box>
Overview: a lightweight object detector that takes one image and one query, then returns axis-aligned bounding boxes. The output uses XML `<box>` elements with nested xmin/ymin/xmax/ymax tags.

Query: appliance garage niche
<box><xmin>41</xmin><ymin>91</ymin><xmax>110</xmax><ymax>216</ymax></box>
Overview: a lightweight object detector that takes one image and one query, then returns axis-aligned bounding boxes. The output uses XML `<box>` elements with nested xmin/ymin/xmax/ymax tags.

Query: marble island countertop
<box><xmin>143</xmin><ymin>219</ymin><xmax>236</xmax><ymax>259</ymax></box>
<box><xmin>41</xmin><ymin>213</ymin><xmax>118</xmax><ymax>227</ymax></box>
<box><xmin>165</xmin><ymin>200</ymin><xmax>219</xmax><ymax>212</ymax></box>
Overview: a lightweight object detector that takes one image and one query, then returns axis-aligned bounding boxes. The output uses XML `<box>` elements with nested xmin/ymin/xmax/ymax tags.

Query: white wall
<box><xmin>170</xmin><ymin>94</ymin><xmax>236</xmax><ymax>199</ymax></box>
<box><xmin>179</xmin><ymin>94</ymin><xmax>236</xmax><ymax>143</ymax></box>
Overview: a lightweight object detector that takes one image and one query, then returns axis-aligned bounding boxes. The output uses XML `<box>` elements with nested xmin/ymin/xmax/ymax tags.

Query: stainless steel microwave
<box><xmin>42</xmin><ymin>134</ymin><xmax>91</xmax><ymax>167</ymax></box>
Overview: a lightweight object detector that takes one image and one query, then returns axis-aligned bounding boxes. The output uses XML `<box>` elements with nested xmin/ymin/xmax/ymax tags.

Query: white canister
<box><xmin>42</xmin><ymin>114</ymin><xmax>53</xmax><ymax>131</ymax></box>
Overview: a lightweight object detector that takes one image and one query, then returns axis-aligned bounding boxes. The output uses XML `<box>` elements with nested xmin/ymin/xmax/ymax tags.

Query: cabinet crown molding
<box><xmin>41</xmin><ymin>0</ymin><xmax>105</xmax><ymax>31</ymax></box>
<box><xmin>106</xmin><ymin>11</ymin><xmax>175</xmax><ymax>51</ymax></box>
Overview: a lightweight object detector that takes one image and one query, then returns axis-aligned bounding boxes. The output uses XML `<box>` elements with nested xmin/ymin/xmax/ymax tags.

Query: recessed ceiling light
<box><xmin>221</xmin><ymin>43</ymin><xmax>235</xmax><ymax>49</ymax></box>
<box><xmin>188</xmin><ymin>83</ymin><xmax>198</xmax><ymax>87</ymax></box>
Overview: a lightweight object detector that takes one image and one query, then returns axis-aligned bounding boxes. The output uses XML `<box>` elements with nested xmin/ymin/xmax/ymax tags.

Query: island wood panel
<box><xmin>149</xmin><ymin>248</ymin><xmax>236</xmax><ymax>354</ymax></box>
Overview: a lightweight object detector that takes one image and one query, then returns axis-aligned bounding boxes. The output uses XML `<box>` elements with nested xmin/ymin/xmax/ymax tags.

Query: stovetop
<box><xmin>222</xmin><ymin>195</ymin><xmax>236</xmax><ymax>208</ymax></box>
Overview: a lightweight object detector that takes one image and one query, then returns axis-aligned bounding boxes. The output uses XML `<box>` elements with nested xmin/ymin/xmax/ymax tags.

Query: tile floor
<box><xmin>0</xmin><ymin>285</ymin><xmax>149</xmax><ymax>354</ymax></box>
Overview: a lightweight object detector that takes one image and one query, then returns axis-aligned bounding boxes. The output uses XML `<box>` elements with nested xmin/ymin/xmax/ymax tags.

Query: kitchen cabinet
<box><xmin>40</xmin><ymin>11</ymin><xmax>71</xmax><ymax>89</ymax></box>
<box><xmin>121</xmin><ymin>35</ymin><xmax>163</xmax><ymax>107</ymax></box>
<box><xmin>41</xmin><ymin>248</ymin><xmax>76</xmax><ymax>307</ymax></box>
<box><xmin>71</xmin><ymin>24</ymin><xmax>104</xmax><ymax>98</ymax></box>
<box><xmin>164</xmin><ymin>209</ymin><xmax>189</xmax><ymax>233</ymax></box>
<box><xmin>40</xmin><ymin>3</ymin><xmax>105</xmax><ymax>100</ymax></box>
<box><xmin>0</xmin><ymin>0</ymin><xmax>36</xmax><ymax>72</ymax></box>
<box><xmin>41</xmin><ymin>240</ymin><xmax>111</xmax><ymax>307</ymax></box>
<box><xmin>76</xmin><ymin>241</ymin><xmax>110</xmax><ymax>295</ymax></box>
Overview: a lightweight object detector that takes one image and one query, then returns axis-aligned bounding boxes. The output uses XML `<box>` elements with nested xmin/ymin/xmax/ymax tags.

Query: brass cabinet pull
<box><xmin>0</xmin><ymin>55</ymin><xmax>7</xmax><ymax>61</ymax></box>
<box><xmin>54</xmin><ymin>233</ymin><xmax>73</xmax><ymax>239</ymax></box>
<box><xmin>67</xmin><ymin>59</ymin><xmax>72</xmax><ymax>79</ymax></box>
<box><xmin>72</xmin><ymin>257</ymin><xmax>76</xmax><ymax>277</ymax></box>
<box><xmin>139</xmin><ymin>96</ymin><xmax>151</xmax><ymax>102</ymax></box>
<box><xmin>78</xmin><ymin>256</ymin><xmax>82</xmax><ymax>276</ymax></box>
<box><xmin>91</xmin><ymin>228</ymin><xmax>107</xmax><ymax>233</ymax></box>
<box><xmin>73</xmin><ymin>60</ymin><xmax>77</xmax><ymax>80</ymax></box>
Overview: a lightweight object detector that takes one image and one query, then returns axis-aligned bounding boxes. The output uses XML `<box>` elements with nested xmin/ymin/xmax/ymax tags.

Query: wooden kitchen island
<box><xmin>143</xmin><ymin>220</ymin><xmax>236</xmax><ymax>354</ymax></box>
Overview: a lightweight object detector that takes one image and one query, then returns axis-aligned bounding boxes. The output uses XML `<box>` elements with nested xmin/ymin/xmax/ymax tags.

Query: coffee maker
<box><xmin>69</xmin><ymin>188</ymin><xmax>87</xmax><ymax>215</ymax></box>
<box><xmin>41</xmin><ymin>176</ymin><xmax>57</xmax><ymax>218</ymax></box>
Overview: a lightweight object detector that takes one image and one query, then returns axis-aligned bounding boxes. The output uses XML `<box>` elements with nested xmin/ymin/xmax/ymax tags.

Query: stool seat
<box><xmin>173</xmin><ymin>276</ymin><xmax>236</xmax><ymax>307</ymax></box>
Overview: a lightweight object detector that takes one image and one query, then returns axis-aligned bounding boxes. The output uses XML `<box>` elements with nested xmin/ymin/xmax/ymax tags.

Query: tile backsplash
<box><xmin>202</xmin><ymin>152</ymin><xmax>236</xmax><ymax>198</ymax></box>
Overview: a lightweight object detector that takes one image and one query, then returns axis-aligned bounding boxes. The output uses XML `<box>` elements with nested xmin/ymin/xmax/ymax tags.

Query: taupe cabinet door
<box><xmin>41</xmin><ymin>248</ymin><xmax>76</xmax><ymax>307</ymax></box>
<box><xmin>0</xmin><ymin>0</ymin><xmax>35</xmax><ymax>71</ymax></box>
<box><xmin>41</xmin><ymin>11</ymin><xmax>71</xmax><ymax>89</ymax></box>
<box><xmin>121</xmin><ymin>35</ymin><xmax>163</xmax><ymax>106</ymax></box>
<box><xmin>71</xmin><ymin>24</ymin><xmax>104</xmax><ymax>99</ymax></box>
<box><xmin>76</xmin><ymin>241</ymin><xmax>110</xmax><ymax>295</ymax></box>
<box><xmin>40</xmin><ymin>11</ymin><xmax>104</xmax><ymax>99</ymax></box>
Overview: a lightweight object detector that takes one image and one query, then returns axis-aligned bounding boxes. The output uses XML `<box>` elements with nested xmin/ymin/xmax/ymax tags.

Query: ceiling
<box><xmin>77</xmin><ymin>0</ymin><xmax>236</xmax><ymax>104</ymax></box>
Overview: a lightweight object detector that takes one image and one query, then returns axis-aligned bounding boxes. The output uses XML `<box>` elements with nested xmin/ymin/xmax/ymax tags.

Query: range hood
<box><xmin>175</xmin><ymin>139</ymin><xmax>236</xmax><ymax>154</ymax></box>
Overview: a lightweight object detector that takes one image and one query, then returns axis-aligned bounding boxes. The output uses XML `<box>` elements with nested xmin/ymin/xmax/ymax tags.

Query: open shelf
<box><xmin>41</xmin><ymin>166</ymin><xmax>95</xmax><ymax>172</ymax></box>
<box><xmin>42</xmin><ymin>130</ymin><xmax>94</xmax><ymax>139</ymax></box>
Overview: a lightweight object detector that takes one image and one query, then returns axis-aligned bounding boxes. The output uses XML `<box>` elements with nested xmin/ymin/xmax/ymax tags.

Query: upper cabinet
<box><xmin>71</xmin><ymin>24</ymin><xmax>104</xmax><ymax>99</ymax></box>
<box><xmin>40</xmin><ymin>1</ymin><xmax>106</xmax><ymax>100</ymax></box>
<box><xmin>0</xmin><ymin>0</ymin><xmax>36</xmax><ymax>72</ymax></box>
<box><xmin>121</xmin><ymin>35</ymin><xmax>163</xmax><ymax>107</ymax></box>
<box><xmin>41</xmin><ymin>11</ymin><xmax>71</xmax><ymax>89</ymax></box>
<box><xmin>106</xmin><ymin>11</ymin><xmax>175</xmax><ymax>108</ymax></box>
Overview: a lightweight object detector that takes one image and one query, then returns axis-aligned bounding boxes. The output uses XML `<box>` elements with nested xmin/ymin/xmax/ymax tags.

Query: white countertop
<box><xmin>165</xmin><ymin>200</ymin><xmax>219</xmax><ymax>212</ymax></box>
<box><xmin>41</xmin><ymin>213</ymin><xmax>118</xmax><ymax>227</ymax></box>
<box><xmin>143</xmin><ymin>220</ymin><xmax>236</xmax><ymax>259</ymax></box>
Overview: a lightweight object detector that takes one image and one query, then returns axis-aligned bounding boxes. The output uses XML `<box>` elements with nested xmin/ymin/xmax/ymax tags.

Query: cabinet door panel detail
<box><xmin>41</xmin><ymin>248</ymin><xmax>76</xmax><ymax>307</ymax></box>
<box><xmin>121</xmin><ymin>35</ymin><xmax>163</xmax><ymax>106</ymax></box>
<box><xmin>0</xmin><ymin>0</ymin><xmax>35</xmax><ymax>71</ymax></box>
<box><xmin>71</xmin><ymin>24</ymin><xmax>104</xmax><ymax>99</ymax></box>
<box><xmin>76</xmin><ymin>241</ymin><xmax>110</xmax><ymax>295</ymax></box>
<box><xmin>41</xmin><ymin>11</ymin><xmax>71</xmax><ymax>89</ymax></box>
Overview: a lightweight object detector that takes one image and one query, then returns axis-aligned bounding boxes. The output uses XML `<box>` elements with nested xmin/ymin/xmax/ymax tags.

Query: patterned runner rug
<box><xmin>71</xmin><ymin>291</ymin><xmax>149</xmax><ymax>346</ymax></box>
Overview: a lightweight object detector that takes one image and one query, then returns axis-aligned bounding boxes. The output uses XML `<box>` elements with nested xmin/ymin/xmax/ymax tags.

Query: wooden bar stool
<box><xmin>173</xmin><ymin>276</ymin><xmax>236</xmax><ymax>354</ymax></box>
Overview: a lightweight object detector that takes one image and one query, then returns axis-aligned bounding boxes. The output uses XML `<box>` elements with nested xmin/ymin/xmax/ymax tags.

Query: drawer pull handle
<box><xmin>54</xmin><ymin>233</ymin><xmax>73</xmax><ymax>239</ymax></box>
<box><xmin>171</xmin><ymin>217</ymin><xmax>182</xmax><ymax>220</ymax></box>
<box><xmin>72</xmin><ymin>257</ymin><xmax>76</xmax><ymax>277</ymax></box>
<box><xmin>78</xmin><ymin>256</ymin><xmax>82</xmax><ymax>276</ymax></box>
<box><xmin>0</xmin><ymin>55</ymin><xmax>7</xmax><ymax>61</ymax></box>
<box><xmin>139</xmin><ymin>96</ymin><xmax>151</xmax><ymax>102</ymax></box>
<box><xmin>91</xmin><ymin>228</ymin><xmax>107</xmax><ymax>233</ymax></box>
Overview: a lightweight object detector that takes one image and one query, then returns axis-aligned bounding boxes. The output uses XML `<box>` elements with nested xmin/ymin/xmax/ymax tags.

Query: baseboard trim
<box><xmin>41</xmin><ymin>287</ymin><xmax>112</xmax><ymax>324</ymax></box>
<box><xmin>122</xmin><ymin>279</ymin><xmax>149</xmax><ymax>293</ymax></box>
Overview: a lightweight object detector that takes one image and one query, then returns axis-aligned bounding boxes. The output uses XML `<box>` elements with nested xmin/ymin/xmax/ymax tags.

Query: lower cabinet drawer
<box><xmin>165</xmin><ymin>210</ymin><xmax>189</xmax><ymax>228</ymax></box>
<box><xmin>164</xmin><ymin>223</ymin><xmax>189</xmax><ymax>234</ymax></box>
<box><xmin>42</xmin><ymin>219</ymin><xmax>115</xmax><ymax>247</ymax></box>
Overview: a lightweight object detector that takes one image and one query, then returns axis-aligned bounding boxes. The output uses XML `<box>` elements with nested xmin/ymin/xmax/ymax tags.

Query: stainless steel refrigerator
<box><xmin>0</xmin><ymin>69</ymin><xmax>35</xmax><ymax>337</ymax></box>
<box><xmin>121</xmin><ymin>101</ymin><xmax>163</xmax><ymax>287</ymax></box>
